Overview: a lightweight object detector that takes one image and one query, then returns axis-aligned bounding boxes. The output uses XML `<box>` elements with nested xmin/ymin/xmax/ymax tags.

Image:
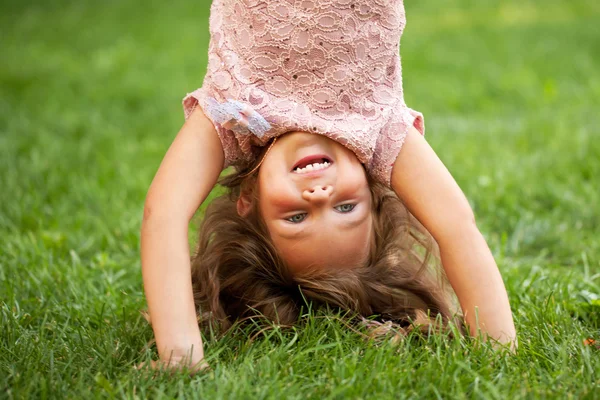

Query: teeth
<box><xmin>294</xmin><ymin>161</ymin><xmax>330</xmax><ymax>174</ymax></box>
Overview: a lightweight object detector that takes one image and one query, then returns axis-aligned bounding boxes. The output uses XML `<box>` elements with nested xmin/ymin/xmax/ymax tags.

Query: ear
<box><xmin>236</xmin><ymin>189</ymin><xmax>254</xmax><ymax>217</ymax></box>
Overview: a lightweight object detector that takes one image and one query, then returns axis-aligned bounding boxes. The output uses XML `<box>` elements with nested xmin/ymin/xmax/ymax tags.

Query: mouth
<box><xmin>292</xmin><ymin>154</ymin><xmax>333</xmax><ymax>174</ymax></box>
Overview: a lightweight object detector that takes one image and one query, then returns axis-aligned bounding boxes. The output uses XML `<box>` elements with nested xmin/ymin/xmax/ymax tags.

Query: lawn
<box><xmin>1</xmin><ymin>0</ymin><xmax>599</xmax><ymax>398</ymax></box>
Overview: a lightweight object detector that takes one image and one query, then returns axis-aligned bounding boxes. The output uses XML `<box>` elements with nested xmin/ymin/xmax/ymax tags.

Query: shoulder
<box><xmin>367</xmin><ymin>107</ymin><xmax>424</xmax><ymax>186</ymax></box>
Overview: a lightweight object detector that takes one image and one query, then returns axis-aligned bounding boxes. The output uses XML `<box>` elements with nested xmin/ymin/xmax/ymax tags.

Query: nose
<box><xmin>302</xmin><ymin>185</ymin><xmax>333</xmax><ymax>203</ymax></box>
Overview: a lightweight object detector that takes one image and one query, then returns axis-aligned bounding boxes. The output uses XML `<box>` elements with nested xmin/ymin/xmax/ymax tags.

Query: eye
<box><xmin>286</xmin><ymin>213</ymin><xmax>307</xmax><ymax>223</ymax></box>
<box><xmin>335</xmin><ymin>204</ymin><xmax>356</xmax><ymax>213</ymax></box>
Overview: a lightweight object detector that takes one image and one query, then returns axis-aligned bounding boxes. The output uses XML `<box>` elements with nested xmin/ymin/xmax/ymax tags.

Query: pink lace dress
<box><xmin>183</xmin><ymin>0</ymin><xmax>424</xmax><ymax>185</ymax></box>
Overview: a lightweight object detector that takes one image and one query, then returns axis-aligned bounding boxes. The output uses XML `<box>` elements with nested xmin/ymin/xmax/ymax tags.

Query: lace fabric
<box><xmin>183</xmin><ymin>0</ymin><xmax>424</xmax><ymax>185</ymax></box>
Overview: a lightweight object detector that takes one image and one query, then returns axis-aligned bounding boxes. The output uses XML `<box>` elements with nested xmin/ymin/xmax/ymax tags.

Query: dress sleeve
<box><xmin>183</xmin><ymin>88</ymin><xmax>269</xmax><ymax>169</ymax></box>
<box><xmin>183</xmin><ymin>88</ymin><xmax>240</xmax><ymax>169</ymax></box>
<box><xmin>367</xmin><ymin>106</ymin><xmax>424</xmax><ymax>186</ymax></box>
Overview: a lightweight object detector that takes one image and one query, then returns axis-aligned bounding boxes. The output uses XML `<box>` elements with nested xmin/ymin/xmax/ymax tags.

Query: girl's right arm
<box><xmin>141</xmin><ymin>107</ymin><xmax>224</xmax><ymax>370</ymax></box>
<box><xmin>390</xmin><ymin>126</ymin><xmax>516</xmax><ymax>347</ymax></box>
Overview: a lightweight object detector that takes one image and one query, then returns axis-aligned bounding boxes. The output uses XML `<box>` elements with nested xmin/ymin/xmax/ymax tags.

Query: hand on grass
<box><xmin>136</xmin><ymin>354</ymin><xmax>210</xmax><ymax>375</ymax></box>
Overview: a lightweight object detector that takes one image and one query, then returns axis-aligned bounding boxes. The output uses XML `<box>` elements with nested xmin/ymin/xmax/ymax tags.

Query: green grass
<box><xmin>1</xmin><ymin>0</ymin><xmax>599</xmax><ymax>398</ymax></box>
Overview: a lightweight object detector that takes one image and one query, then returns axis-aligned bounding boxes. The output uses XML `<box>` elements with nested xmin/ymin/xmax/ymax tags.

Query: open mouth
<box><xmin>292</xmin><ymin>155</ymin><xmax>332</xmax><ymax>174</ymax></box>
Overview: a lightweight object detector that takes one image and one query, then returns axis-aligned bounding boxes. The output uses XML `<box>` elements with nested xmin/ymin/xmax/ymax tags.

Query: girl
<box><xmin>141</xmin><ymin>0</ymin><xmax>516</xmax><ymax>371</ymax></box>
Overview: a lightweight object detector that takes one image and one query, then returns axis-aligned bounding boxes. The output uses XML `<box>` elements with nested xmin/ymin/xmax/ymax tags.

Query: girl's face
<box><xmin>257</xmin><ymin>132</ymin><xmax>373</xmax><ymax>273</ymax></box>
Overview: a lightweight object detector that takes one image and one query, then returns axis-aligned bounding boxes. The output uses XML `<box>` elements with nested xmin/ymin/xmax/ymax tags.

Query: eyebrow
<box><xmin>275</xmin><ymin>213</ymin><xmax>370</xmax><ymax>240</ymax></box>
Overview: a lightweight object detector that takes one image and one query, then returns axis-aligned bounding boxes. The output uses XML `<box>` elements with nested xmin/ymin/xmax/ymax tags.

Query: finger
<box><xmin>134</xmin><ymin>359</ymin><xmax>157</xmax><ymax>371</ymax></box>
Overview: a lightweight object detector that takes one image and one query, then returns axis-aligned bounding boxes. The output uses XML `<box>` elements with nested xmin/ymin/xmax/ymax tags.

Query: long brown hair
<box><xmin>190</xmin><ymin>159</ymin><xmax>462</xmax><ymax>336</ymax></box>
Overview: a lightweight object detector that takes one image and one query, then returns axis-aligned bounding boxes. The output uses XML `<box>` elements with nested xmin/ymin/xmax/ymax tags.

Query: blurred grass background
<box><xmin>1</xmin><ymin>0</ymin><xmax>599</xmax><ymax>398</ymax></box>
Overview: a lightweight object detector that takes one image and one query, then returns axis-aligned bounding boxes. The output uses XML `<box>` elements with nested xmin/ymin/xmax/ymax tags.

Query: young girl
<box><xmin>141</xmin><ymin>0</ymin><xmax>516</xmax><ymax>371</ymax></box>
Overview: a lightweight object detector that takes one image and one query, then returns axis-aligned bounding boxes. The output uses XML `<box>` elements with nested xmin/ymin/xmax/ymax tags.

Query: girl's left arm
<box><xmin>391</xmin><ymin>126</ymin><xmax>516</xmax><ymax>346</ymax></box>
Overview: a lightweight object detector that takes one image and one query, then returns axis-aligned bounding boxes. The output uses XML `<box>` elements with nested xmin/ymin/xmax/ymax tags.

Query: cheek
<box><xmin>258</xmin><ymin>154</ymin><xmax>284</xmax><ymax>190</ymax></box>
<box><xmin>337</xmin><ymin>165</ymin><xmax>369</xmax><ymax>195</ymax></box>
<box><xmin>260</xmin><ymin>191</ymin><xmax>296</xmax><ymax>215</ymax></box>
<box><xmin>258</xmin><ymin>173</ymin><xmax>297</xmax><ymax>216</ymax></box>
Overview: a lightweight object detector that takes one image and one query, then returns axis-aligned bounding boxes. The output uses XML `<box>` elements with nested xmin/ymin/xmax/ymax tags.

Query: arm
<box><xmin>141</xmin><ymin>106</ymin><xmax>224</xmax><ymax>369</ymax></box>
<box><xmin>391</xmin><ymin>126</ymin><xmax>516</xmax><ymax>346</ymax></box>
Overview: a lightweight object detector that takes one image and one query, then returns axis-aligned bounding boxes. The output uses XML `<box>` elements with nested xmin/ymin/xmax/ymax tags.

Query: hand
<box><xmin>136</xmin><ymin>354</ymin><xmax>210</xmax><ymax>375</ymax></box>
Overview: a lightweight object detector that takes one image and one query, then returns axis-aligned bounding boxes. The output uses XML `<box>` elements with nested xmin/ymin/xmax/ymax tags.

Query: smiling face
<box><xmin>255</xmin><ymin>132</ymin><xmax>373</xmax><ymax>273</ymax></box>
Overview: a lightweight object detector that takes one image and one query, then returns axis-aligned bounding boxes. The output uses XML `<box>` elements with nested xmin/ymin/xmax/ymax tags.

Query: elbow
<box><xmin>142</xmin><ymin>199</ymin><xmax>156</xmax><ymax>224</ymax></box>
<box><xmin>459</xmin><ymin>205</ymin><xmax>478</xmax><ymax>230</ymax></box>
<box><xmin>141</xmin><ymin>198</ymin><xmax>188</xmax><ymax>231</ymax></box>
<box><xmin>140</xmin><ymin>200</ymin><xmax>158</xmax><ymax>237</ymax></box>
<box><xmin>434</xmin><ymin>202</ymin><xmax>480</xmax><ymax>245</ymax></box>
<box><xmin>142</xmin><ymin>196</ymin><xmax>158</xmax><ymax>227</ymax></box>
<box><xmin>452</xmin><ymin>196</ymin><xmax>478</xmax><ymax>230</ymax></box>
